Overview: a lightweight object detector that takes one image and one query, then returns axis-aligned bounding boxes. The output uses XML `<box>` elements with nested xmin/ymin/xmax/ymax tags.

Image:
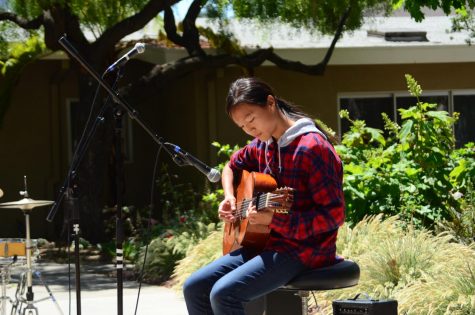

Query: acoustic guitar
<box><xmin>222</xmin><ymin>170</ymin><xmax>293</xmax><ymax>255</ymax></box>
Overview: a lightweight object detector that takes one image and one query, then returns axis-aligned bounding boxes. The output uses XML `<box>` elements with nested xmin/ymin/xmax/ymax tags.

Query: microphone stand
<box><xmin>112</xmin><ymin>71</ymin><xmax>125</xmax><ymax>315</ymax></box>
<box><xmin>51</xmin><ymin>35</ymin><xmax>192</xmax><ymax>315</ymax></box>
<box><xmin>65</xmin><ymin>173</ymin><xmax>82</xmax><ymax>315</ymax></box>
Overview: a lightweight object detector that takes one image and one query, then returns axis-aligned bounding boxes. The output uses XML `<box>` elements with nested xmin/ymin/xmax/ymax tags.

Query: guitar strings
<box><xmin>232</xmin><ymin>193</ymin><xmax>286</xmax><ymax>218</ymax></box>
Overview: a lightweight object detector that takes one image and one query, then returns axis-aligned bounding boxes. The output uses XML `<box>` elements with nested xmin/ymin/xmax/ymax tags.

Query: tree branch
<box><xmin>320</xmin><ymin>6</ymin><xmax>352</xmax><ymax>68</ymax></box>
<box><xmin>0</xmin><ymin>11</ymin><xmax>43</xmax><ymax>29</ymax></box>
<box><xmin>122</xmin><ymin>2</ymin><xmax>353</xmax><ymax>103</ymax></box>
<box><xmin>126</xmin><ymin>5</ymin><xmax>352</xmax><ymax>97</ymax></box>
<box><xmin>267</xmin><ymin>6</ymin><xmax>351</xmax><ymax>75</ymax></box>
<box><xmin>94</xmin><ymin>0</ymin><xmax>181</xmax><ymax>58</ymax></box>
<box><xmin>182</xmin><ymin>0</ymin><xmax>206</xmax><ymax>56</ymax></box>
<box><xmin>164</xmin><ymin>0</ymin><xmax>206</xmax><ymax>57</ymax></box>
<box><xmin>42</xmin><ymin>4</ymin><xmax>89</xmax><ymax>52</ymax></box>
<box><xmin>164</xmin><ymin>5</ymin><xmax>186</xmax><ymax>47</ymax></box>
<box><xmin>122</xmin><ymin>48</ymin><xmax>274</xmax><ymax>101</ymax></box>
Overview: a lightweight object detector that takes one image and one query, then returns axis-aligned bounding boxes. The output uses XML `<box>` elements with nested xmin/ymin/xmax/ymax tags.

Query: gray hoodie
<box><xmin>264</xmin><ymin>118</ymin><xmax>327</xmax><ymax>174</ymax></box>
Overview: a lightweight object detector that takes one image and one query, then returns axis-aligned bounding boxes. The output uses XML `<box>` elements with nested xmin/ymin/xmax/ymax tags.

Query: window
<box><xmin>453</xmin><ymin>94</ymin><xmax>475</xmax><ymax>147</ymax></box>
<box><xmin>340</xmin><ymin>96</ymin><xmax>393</xmax><ymax>135</ymax></box>
<box><xmin>338</xmin><ymin>91</ymin><xmax>474</xmax><ymax>147</ymax></box>
<box><xmin>395</xmin><ymin>95</ymin><xmax>448</xmax><ymax>124</ymax></box>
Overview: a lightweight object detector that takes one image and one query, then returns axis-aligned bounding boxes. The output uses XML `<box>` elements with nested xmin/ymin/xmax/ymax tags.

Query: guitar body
<box><xmin>222</xmin><ymin>170</ymin><xmax>278</xmax><ymax>255</ymax></box>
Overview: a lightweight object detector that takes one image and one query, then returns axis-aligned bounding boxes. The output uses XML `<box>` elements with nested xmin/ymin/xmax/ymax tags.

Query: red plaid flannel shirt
<box><xmin>229</xmin><ymin>132</ymin><xmax>345</xmax><ymax>268</ymax></box>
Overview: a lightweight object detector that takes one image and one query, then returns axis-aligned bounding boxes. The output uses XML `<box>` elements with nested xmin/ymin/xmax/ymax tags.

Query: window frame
<box><xmin>337</xmin><ymin>89</ymin><xmax>475</xmax><ymax>146</ymax></box>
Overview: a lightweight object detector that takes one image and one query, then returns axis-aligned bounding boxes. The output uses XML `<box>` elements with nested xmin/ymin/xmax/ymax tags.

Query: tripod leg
<box><xmin>1</xmin><ymin>268</ymin><xmax>8</xmax><ymax>315</ymax></box>
<box><xmin>32</xmin><ymin>271</ymin><xmax>63</xmax><ymax>315</ymax></box>
<box><xmin>12</xmin><ymin>272</ymin><xmax>26</xmax><ymax>315</ymax></box>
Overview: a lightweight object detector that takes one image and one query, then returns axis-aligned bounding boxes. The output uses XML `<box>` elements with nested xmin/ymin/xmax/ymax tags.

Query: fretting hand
<box><xmin>248</xmin><ymin>205</ymin><xmax>274</xmax><ymax>225</ymax></box>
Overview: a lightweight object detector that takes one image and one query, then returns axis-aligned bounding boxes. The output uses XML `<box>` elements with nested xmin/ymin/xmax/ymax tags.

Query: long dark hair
<box><xmin>226</xmin><ymin>77</ymin><xmax>337</xmax><ymax>144</ymax></box>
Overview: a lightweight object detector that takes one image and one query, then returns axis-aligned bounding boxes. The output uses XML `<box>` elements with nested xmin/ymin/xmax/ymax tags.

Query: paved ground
<box><xmin>2</xmin><ymin>262</ymin><xmax>188</xmax><ymax>315</ymax></box>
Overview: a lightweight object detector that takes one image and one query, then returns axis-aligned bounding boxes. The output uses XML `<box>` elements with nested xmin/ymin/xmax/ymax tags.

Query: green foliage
<box><xmin>0</xmin><ymin>35</ymin><xmax>46</xmax><ymax>127</ymax></box>
<box><xmin>450</xmin><ymin>143</ymin><xmax>475</xmax><ymax>191</ymax></box>
<box><xmin>152</xmin><ymin>164</ymin><xmax>202</xmax><ymax>226</ymax></box>
<box><xmin>0</xmin><ymin>23</ymin><xmax>10</xmax><ymax>59</ymax></box>
<box><xmin>451</xmin><ymin>7</ymin><xmax>475</xmax><ymax>45</ymax></box>
<box><xmin>198</xmin><ymin>26</ymin><xmax>246</xmax><ymax>55</ymax></box>
<box><xmin>98</xmin><ymin>238</ymin><xmax>140</xmax><ymax>262</ymax></box>
<box><xmin>441</xmin><ymin>146</ymin><xmax>475</xmax><ymax>244</ymax></box>
<box><xmin>312</xmin><ymin>215</ymin><xmax>475</xmax><ymax>315</ymax></box>
<box><xmin>211</xmin><ymin>141</ymin><xmax>241</xmax><ymax>169</ymax></box>
<box><xmin>337</xmin><ymin>74</ymin><xmax>462</xmax><ymax>228</ymax></box>
<box><xmin>99</xmin><ymin>205</ymin><xmax>143</xmax><ymax>262</ymax></box>
<box><xmin>70</xmin><ymin>0</ymin><xmax>150</xmax><ymax>36</ymax></box>
<box><xmin>5</xmin><ymin>0</ymin><xmax>150</xmax><ymax>36</ymax></box>
<box><xmin>401</xmin><ymin>0</ymin><xmax>475</xmax><ymax>22</ymax></box>
<box><xmin>226</xmin><ymin>0</ymin><xmax>395</xmax><ymax>34</ymax></box>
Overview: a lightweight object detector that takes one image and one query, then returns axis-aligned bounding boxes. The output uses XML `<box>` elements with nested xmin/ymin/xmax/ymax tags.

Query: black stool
<box><xmin>245</xmin><ymin>260</ymin><xmax>360</xmax><ymax>315</ymax></box>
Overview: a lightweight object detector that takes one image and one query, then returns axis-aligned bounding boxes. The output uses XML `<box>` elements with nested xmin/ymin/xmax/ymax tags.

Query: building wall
<box><xmin>1</xmin><ymin>58</ymin><xmax>474</xmax><ymax>239</ymax></box>
<box><xmin>0</xmin><ymin>59</ymin><xmax>76</xmax><ymax>239</ymax></box>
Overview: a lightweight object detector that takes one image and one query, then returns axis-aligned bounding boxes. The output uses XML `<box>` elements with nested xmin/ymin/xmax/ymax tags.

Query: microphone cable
<box><xmin>134</xmin><ymin>143</ymin><xmax>164</xmax><ymax>315</ymax></box>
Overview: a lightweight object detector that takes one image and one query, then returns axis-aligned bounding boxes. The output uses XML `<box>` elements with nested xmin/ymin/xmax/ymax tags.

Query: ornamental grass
<box><xmin>172</xmin><ymin>215</ymin><xmax>475</xmax><ymax>315</ymax></box>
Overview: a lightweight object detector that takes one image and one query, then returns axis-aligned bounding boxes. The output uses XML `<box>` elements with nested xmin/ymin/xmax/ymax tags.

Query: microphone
<box><xmin>167</xmin><ymin>144</ymin><xmax>221</xmax><ymax>183</ymax></box>
<box><xmin>105</xmin><ymin>42</ymin><xmax>145</xmax><ymax>73</ymax></box>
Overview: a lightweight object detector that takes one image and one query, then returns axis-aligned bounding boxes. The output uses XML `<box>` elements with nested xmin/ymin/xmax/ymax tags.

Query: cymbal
<box><xmin>0</xmin><ymin>198</ymin><xmax>54</xmax><ymax>210</ymax></box>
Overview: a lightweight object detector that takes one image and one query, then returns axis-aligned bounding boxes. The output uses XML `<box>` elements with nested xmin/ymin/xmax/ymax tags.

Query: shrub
<box><xmin>440</xmin><ymin>142</ymin><xmax>475</xmax><ymax>244</ymax></box>
<box><xmin>136</xmin><ymin>222</ymin><xmax>220</xmax><ymax>283</ymax></box>
<box><xmin>338</xmin><ymin>75</ymin><xmax>462</xmax><ymax>229</ymax></box>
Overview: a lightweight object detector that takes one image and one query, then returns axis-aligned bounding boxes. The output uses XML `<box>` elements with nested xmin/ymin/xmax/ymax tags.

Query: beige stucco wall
<box><xmin>0</xmin><ymin>59</ymin><xmax>76</xmax><ymax>239</ymax></box>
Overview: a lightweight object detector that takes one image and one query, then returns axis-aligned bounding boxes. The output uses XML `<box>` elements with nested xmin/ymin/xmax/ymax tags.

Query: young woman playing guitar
<box><xmin>183</xmin><ymin>77</ymin><xmax>345</xmax><ymax>315</ymax></box>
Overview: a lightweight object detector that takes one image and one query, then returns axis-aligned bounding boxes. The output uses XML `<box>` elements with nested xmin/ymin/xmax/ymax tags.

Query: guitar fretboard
<box><xmin>234</xmin><ymin>192</ymin><xmax>287</xmax><ymax>219</ymax></box>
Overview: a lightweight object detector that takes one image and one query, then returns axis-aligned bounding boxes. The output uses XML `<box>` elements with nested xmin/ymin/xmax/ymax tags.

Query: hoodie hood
<box><xmin>266</xmin><ymin>118</ymin><xmax>327</xmax><ymax>148</ymax></box>
<box><xmin>264</xmin><ymin>118</ymin><xmax>327</xmax><ymax>174</ymax></box>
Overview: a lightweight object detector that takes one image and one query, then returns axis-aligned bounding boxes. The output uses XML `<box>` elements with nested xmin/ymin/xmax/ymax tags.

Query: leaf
<box><xmin>426</xmin><ymin>110</ymin><xmax>453</xmax><ymax>124</ymax></box>
<box><xmin>450</xmin><ymin>159</ymin><xmax>466</xmax><ymax>180</ymax></box>
<box><xmin>367</xmin><ymin>127</ymin><xmax>386</xmax><ymax>146</ymax></box>
<box><xmin>399</xmin><ymin>120</ymin><xmax>414</xmax><ymax>142</ymax></box>
<box><xmin>345</xmin><ymin>163</ymin><xmax>366</xmax><ymax>175</ymax></box>
<box><xmin>347</xmin><ymin>185</ymin><xmax>366</xmax><ymax>199</ymax></box>
<box><xmin>405</xmin><ymin>168</ymin><xmax>419</xmax><ymax>176</ymax></box>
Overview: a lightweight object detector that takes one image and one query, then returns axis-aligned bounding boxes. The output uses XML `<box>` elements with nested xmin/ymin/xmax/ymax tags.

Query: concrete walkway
<box><xmin>2</xmin><ymin>262</ymin><xmax>188</xmax><ymax>315</ymax></box>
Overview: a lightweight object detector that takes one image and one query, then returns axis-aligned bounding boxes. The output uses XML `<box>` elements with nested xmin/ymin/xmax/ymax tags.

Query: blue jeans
<box><xmin>183</xmin><ymin>248</ymin><xmax>307</xmax><ymax>315</ymax></box>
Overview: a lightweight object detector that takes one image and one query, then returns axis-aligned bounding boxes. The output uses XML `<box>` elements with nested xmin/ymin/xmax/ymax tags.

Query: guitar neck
<box><xmin>255</xmin><ymin>192</ymin><xmax>277</xmax><ymax>211</ymax></box>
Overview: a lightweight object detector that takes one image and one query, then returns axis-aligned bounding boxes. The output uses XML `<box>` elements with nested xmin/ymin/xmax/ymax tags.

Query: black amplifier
<box><xmin>333</xmin><ymin>295</ymin><xmax>398</xmax><ymax>315</ymax></box>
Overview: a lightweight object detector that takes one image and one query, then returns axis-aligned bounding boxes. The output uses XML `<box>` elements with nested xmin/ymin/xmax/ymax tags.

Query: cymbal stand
<box><xmin>12</xmin><ymin>270</ymin><xmax>64</xmax><ymax>315</ymax></box>
<box><xmin>20</xmin><ymin>211</ymin><xmax>37</xmax><ymax>315</ymax></box>
<box><xmin>18</xmin><ymin>177</ymin><xmax>37</xmax><ymax>315</ymax></box>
